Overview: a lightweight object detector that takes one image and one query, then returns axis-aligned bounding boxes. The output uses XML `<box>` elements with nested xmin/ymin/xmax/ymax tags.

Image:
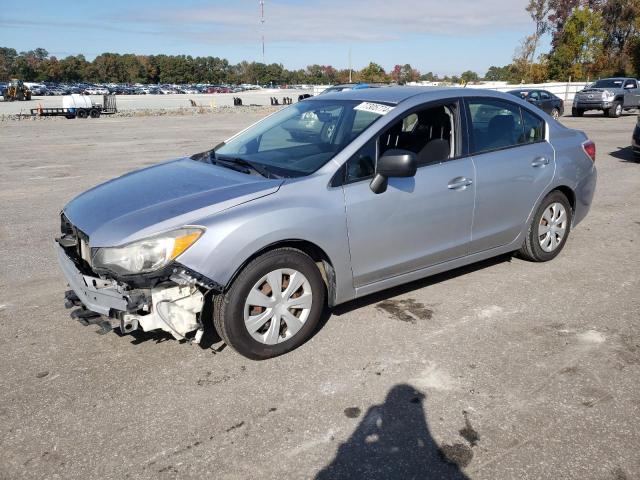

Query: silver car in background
<box><xmin>56</xmin><ymin>87</ymin><xmax>597</xmax><ymax>359</ymax></box>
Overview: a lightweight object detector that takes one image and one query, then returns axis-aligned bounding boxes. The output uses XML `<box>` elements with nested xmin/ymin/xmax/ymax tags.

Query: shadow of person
<box><xmin>610</xmin><ymin>146</ymin><xmax>640</xmax><ymax>163</ymax></box>
<box><xmin>316</xmin><ymin>385</ymin><xmax>470</xmax><ymax>480</ymax></box>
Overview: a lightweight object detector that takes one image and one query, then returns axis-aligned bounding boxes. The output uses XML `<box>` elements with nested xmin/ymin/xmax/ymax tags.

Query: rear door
<box><xmin>539</xmin><ymin>90</ymin><xmax>554</xmax><ymax>114</ymax></box>
<box><xmin>465</xmin><ymin>97</ymin><xmax>555</xmax><ymax>253</ymax></box>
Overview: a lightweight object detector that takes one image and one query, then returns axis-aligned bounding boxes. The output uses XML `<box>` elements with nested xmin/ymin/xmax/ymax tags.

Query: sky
<box><xmin>0</xmin><ymin>0</ymin><xmax>549</xmax><ymax>76</ymax></box>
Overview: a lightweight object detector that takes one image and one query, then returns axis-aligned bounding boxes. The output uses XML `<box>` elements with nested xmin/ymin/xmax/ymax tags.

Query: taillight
<box><xmin>582</xmin><ymin>140</ymin><xmax>596</xmax><ymax>162</ymax></box>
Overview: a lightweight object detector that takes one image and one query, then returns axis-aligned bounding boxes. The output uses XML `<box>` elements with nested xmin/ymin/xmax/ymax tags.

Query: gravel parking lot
<box><xmin>0</xmin><ymin>90</ymin><xmax>312</xmax><ymax>116</ymax></box>
<box><xmin>0</xmin><ymin>110</ymin><xmax>639</xmax><ymax>480</ymax></box>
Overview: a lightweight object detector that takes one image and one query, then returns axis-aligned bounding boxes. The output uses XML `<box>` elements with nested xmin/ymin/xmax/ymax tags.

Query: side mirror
<box><xmin>370</xmin><ymin>149</ymin><xmax>417</xmax><ymax>194</ymax></box>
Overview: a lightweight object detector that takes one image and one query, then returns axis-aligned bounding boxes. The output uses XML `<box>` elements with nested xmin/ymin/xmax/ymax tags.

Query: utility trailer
<box><xmin>31</xmin><ymin>94</ymin><xmax>117</xmax><ymax>119</ymax></box>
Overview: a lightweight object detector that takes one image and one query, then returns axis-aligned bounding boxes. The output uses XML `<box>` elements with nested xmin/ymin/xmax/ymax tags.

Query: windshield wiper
<box><xmin>213</xmin><ymin>155</ymin><xmax>280</xmax><ymax>179</ymax></box>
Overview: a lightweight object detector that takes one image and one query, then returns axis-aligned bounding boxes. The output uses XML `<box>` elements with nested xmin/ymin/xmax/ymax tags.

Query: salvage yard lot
<box><xmin>0</xmin><ymin>111</ymin><xmax>639</xmax><ymax>479</ymax></box>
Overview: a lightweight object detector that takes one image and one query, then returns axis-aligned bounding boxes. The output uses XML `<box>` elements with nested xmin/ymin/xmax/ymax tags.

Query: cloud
<box><xmin>117</xmin><ymin>0</ymin><xmax>532</xmax><ymax>44</ymax></box>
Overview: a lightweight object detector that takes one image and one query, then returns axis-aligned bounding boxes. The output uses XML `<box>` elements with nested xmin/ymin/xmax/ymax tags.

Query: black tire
<box><xmin>213</xmin><ymin>248</ymin><xmax>326</xmax><ymax>360</ymax></box>
<box><xmin>77</xmin><ymin>109</ymin><xmax>88</xmax><ymax>119</ymax></box>
<box><xmin>89</xmin><ymin>109</ymin><xmax>100</xmax><ymax>118</ymax></box>
<box><xmin>518</xmin><ymin>191</ymin><xmax>572</xmax><ymax>262</ymax></box>
<box><xmin>572</xmin><ymin>107</ymin><xmax>584</xmax><ymax>117</ymax></box>
<box><xmin>65</xmin><ymin>114</ymin><xmax>76</xmax><ymax>119</ymax></box>
<box><xmin>607</xmin><ymin>101</ymin><xmax>622</xmax><ymax>118</ymax></box>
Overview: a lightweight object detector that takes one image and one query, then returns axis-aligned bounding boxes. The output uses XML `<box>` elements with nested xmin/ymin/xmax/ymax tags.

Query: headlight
<box><xmin>92</xmin><ymin>227</ymin><xmax>203</xmax><ymax>275</ymax></box>
<box><xmin>602</xmin><ymin>90</ymin><xmax>615</xmax><ymax>101</ymax></box>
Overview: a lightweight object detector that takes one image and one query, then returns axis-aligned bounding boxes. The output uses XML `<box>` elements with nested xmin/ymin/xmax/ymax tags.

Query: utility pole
<box><xmin>260</xmin><ymin>0</ymin><xmax>265</xmax><ymax>64</ymax></box>
<box><xmin>348</xmin><ymin>48</ymin><xmax>352</xmax><ymax>83</ymax></box>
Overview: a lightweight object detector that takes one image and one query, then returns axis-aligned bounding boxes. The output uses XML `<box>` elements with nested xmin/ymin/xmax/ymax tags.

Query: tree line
<box><xmin>0</xmin><ymin>47</ymin><xmax>464</xmax><ymax>85</ymax></box>
<box><xmin>487</xmin><ymin>0</ymin><xmax>640</xmax><ymax>83</ymax></box>
<box><xmin>1</xmin><ymin>1</ymin><xmax>638</xmax><ymax>86</ymax></box>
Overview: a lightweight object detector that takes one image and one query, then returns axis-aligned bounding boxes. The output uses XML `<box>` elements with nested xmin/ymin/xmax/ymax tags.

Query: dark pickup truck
<box><xmin>572</xmin><ymin>78</ymin><xmax>640</xmax><ymax>118</ymax></box>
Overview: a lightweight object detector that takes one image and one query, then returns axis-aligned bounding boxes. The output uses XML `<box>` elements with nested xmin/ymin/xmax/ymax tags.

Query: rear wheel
<box><xmin>89</xmin><ymin>109</ymin><xmax>100</xmax><ymax>118</ymax></box>
<box><xmin>77</xmin><ymin>109</ymin><xmax>88</xmax><ymax>119</ymax></box>
<box><xmin>518</xmin><ymin>191</ymin><xmax>572</xmax><ymax>262</ymax></box>
<box><xmin>551</xmin><ymin>108</ymin><xmax>560</xmax><ymax>120</ymax></box>
<box><xmin>213</xmin><ymin>248</ymin><xmax>326</xmax><ymax>359</ymax></box>
<box><xmin>572</xmin><ymin>107</ymin><xmax>584</xmax><ymax>117</ymax></box>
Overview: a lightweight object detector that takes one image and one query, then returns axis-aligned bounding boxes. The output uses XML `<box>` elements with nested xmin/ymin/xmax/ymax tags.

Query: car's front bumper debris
<box><xmin>56</xmin><ymin>243</ymin><xmax>206</xmax><ymax>341</ymax></box>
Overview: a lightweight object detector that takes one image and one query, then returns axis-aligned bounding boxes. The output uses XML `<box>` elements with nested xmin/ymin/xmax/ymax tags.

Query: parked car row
<box><xmin>13</xmin><ymin>82</ymin><xmax>306</xmax><ymax>98</ymax></box>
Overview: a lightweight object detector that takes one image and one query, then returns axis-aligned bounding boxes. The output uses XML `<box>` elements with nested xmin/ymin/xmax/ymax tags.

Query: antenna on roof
<box><xmin>260</xmin><ymin>0</ymin><xmax>265</xmax><ymax>64</ymax></box>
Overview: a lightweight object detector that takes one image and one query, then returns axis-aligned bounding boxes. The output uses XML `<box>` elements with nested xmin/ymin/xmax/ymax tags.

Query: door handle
<box><xmin>448</xmin><ymin>177</ymin><xmax>473</xmax><ymax>190</ymax></box>
<box><xmin>531</xmin><ymin>157</ymin><xmax>549</xmax><ymax>167</ymax></box>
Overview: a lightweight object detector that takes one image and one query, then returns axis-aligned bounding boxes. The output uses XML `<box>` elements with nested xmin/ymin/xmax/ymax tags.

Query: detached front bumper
<box><xmin>56</xmin><ymin>243</ymin><xmax>136</xmax><ymax>315</ymax></box>
<box><xmin>56</xmin><ymin>243</ymin><xmax>207</xmax><ymax>340</ymax></box>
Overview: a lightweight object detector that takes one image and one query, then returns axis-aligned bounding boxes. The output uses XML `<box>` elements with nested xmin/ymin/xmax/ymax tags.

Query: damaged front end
<box><xmin>56</xmin><ymin>214</ymin><xmax>221</xmax><ymax>341</ymax></box>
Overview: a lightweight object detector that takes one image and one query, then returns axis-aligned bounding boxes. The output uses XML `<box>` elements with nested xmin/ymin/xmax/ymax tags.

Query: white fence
<box><xmin>465</xmin><ymin>82</ymin><xmax>590</xmax><ymax>103</ymax></box>
<box><xmin>314</xmin><ymin>82</ymin><xmax>590</xmax><ymax>103</ymax></box>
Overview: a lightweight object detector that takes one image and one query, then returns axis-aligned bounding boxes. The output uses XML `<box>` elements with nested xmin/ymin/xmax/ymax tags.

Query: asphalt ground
<box><xmin>0</xmin><ymin>109</ymin><xmax>639</xmax><ymax>480</ymax></box>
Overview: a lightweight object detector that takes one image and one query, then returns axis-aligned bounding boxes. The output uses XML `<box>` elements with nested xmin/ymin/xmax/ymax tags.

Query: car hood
<box><xmin>63</xmin><ymin>158</ymin><xmax>283</xmax><ymax>247</ymax></box>
<box><xmin>578</xmin><ymin>87</ymin><xmax>621</xmax><ymax>94</ymax></box>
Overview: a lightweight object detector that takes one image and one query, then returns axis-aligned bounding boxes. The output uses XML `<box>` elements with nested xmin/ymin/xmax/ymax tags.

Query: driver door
<box><xmin>342</xmin><ymin>100</ymin><xmax>475</xmax><ymax>288</ymax></box>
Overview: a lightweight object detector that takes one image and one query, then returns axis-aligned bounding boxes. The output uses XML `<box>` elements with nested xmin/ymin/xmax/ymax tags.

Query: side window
<box><xmin>540</xmin><ymin>91</ymin><xmax>551</xmax><ymax>100</ymax></box>
<box><xmin>521</xmin><ymin>109</ymin><xmax>545</xmax><ymax>144</ymax></box>
<box><xmin>625</xmin><ymin>80</ymin><xmax>638</xmax><ymax>89</ymax></box>
<box><xmin>468</xmin><ymin>99</ymin><xmax>523</xmax><ymax>153</ymax></box>
<box><xmin>379</xmin><ymin>104</ymin><xmax>456</xmax><ymax>166</ymax></box>
<box><xmin>343</xmin><ymin>102</ymin><xmax>457</xmax><ymax>183</ymax></box>
<box><xmin>345</xmin><ymin>139</ymin><xmax>376</xmax><ymax>183</ymax></box>
<box><xmin>402</xmin><ymin>113</ymin><xmax>418</xmax><ymax>132</ymax></box>
<box><xmin>351</xmin><ymin>109</ymin><xmax>380</xmax><ymax>137</ymax></box>
<box><xmin>529</xmin><ymin>91</ymin><xmax>540</xmax><ymax>100</ymax></box>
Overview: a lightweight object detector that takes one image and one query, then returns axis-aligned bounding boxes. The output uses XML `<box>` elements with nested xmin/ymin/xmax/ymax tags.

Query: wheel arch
<box><xmin>552</xmin><ymin>185</ymin><xmax>576</xmax><ymax>214</ymax></box>
<box><xmin>223</xmin><ymin>239</ymin><xmax>338</xmax><ymax>307</ymax></box>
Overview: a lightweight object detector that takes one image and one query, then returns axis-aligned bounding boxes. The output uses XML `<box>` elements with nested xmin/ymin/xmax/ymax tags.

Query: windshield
<box><xmin>591</xmin><ymin>79</ymin><xmax>624</xmax><ymax>89</ymax></box>
<box><xmin>214</xmin><ymin>100</ymin><xmax>388</xmax><ymax>177</ymax></box>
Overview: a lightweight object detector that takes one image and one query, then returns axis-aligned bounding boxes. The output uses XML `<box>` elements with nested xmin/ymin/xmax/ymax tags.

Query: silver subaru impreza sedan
<box><xmin>56</xmin><ymin>87</ymin><xmax>597</xmax><ymax>359</ymax></box>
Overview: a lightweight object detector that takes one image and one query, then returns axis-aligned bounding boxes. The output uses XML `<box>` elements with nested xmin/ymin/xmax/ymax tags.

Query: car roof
<box><xmin>308</xmin><ymin>86</ymin><xmax>525</xmax><ymax>105</ymax></box>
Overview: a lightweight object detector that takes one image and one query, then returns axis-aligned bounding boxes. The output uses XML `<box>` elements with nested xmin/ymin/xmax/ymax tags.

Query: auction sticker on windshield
<box><xmin>354</xmin><ymin>102</ymin><xmax>394</xmax><ymax>115</ymax></box>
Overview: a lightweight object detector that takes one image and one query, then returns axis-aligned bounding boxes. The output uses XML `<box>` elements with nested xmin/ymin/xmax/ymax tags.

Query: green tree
<box><xmin>484</xmin><ymin>65</ymin><xmax>511</xmax><ymax>81</ymax></box>
<box><xmin>0</xmin><ymin>47</ymin><xmax>17</xmax><ymax>81</ymax></box>
<box><xmin>547</xmin><ymin>7</ymin><xmax>605</xmax><ymax>80</ymax></box>
<box><xmin>359</xmin><ymin>62</ymin><xmax>388</xmax><ymax>83</ymax></box>
<box><xmin>460</xmin><ymin>70</ymin><xmax>479</xmax><ymax>83</ymax></box>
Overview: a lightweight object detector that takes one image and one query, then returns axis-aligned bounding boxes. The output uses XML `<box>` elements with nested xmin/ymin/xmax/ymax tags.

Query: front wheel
<box><xmin>607</xmin><ymin>101</ymin><xmax>622</xmax><ymax>118</ymax></box>
<box><xmin>518</xmin><ymin>191</ymin><xmax>572</xmax><ymax>262</ymax></box>
<box><xmin>551</xmin><ymin>108</ymin><xmax>560</xmax><ymax>120</ymax></box>
<box><xmin>213</xmin><ymin>248</ymin><xmax>326</xmax><ymax>359</ymax></box>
